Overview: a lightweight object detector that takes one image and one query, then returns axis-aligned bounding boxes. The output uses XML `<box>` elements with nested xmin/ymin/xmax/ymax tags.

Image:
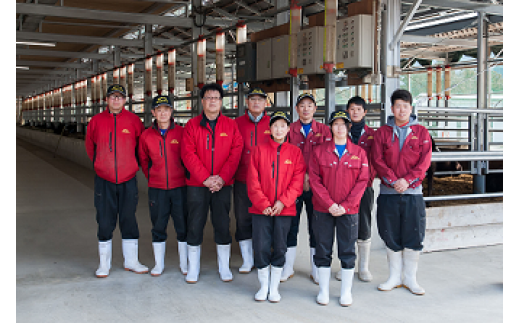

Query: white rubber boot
<box><xmin>185</xmin><ymin>245</ymin><xmax>201</xmax><ymax>283</ymax></box>
<box><xmin>178</xmin><ymin>241</ymin><xmax>188</xmax><ymax>275</ymax></box>
<box><xmin>357</xmin><ymin>239</ymin><xmax>373</xmax><ymax>282</ymax></box>
<box><xmin>151</xmin><ymin>242</ymin><xmax>166</xmax><ymax>276</ymax></box>
<box><xmin>339</xmin><ymin>268</ymin><xmax>355</xmax><ymax>306</ymax></box>
<box><xmin>122</xmin><ymin>239</ymin><xmax>149</xmax><ymax>274</ymax></box>
<box><xmin>335</xmin><ymin>270</ymin><xmax>342</xmax><ymax>281</ymax></box>
<box><xmin>255</xmin><ymin>266</ymin><xmax>270</xmax><ymax>301</ymax></box>
<box><xmin>402</xmin><ymin>248</ymin><xmax>426</xmax><ymax>295</ymax></box>
<box><xmin>238</xmin><ymin>239</ymin><xmax>254</xmax><ymax>274</ymax></box>
<box><xmin>378</xmin><ymin>248</ymin><xmax>403</xmax><ymax>291</ymax></box>
<box><xmin>310</xmin><ymin>248</ymin><xmax>319</xmax><ymax>285</ymax></box>
<box><xmin>268</xmin><ymin>266</ymin><xmax>283</xmax><ymax>303</ymax></box>
<box><xmin>96</xmin><ymin>240</ymin><xmax>112</xmax><ymax>278</ymax></box>
<box><xmin>217</xmin><ymin>244</ymin><xmax>233</xmax><ymax>282</ymax></box>
<box><xmin>316</xmin><ymin>267</ymin><xmax>331</xmax><ymax>305</ymax></box>
<box><xmin>280</xmin><ymin>247</ymin><xmax>296</xmax><ymax>282</ymax></box>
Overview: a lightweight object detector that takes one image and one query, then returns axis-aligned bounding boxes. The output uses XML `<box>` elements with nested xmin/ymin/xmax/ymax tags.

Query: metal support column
<box><xmin>275</xmin><ymin>0</ymin><xmax>290</xmax><ymax>112</ymax></box>
<box><xmin>76</xmin><ymin>69</ymin><xmax>83</xmax><ymax>133</ymax></box>
<box><xmin>113</xmin><ymin>46</ymin><xmax>121</xmax><ymax>68</ymax></box>
<box><xmin>53</xmin><ymin>80</ymin><xmax>59</xmax><ymax>125</ymax></box>
<box><xmin>289</xmin><ymin>76</ymin><xmax>300</xmax><ymax>122</ymax></box>
<box><xmin>324</xmin><ymin>73</ymin><xmax>336</xmax><ymax>124</ymax></box>
<box><xmin>473</xmin><ymin>12</ymin><xmax>488</xmax><ymax>193</ymax></box>
<box><xmin>380</xmin><ymin>0</ymin><xmax>401</xmax><ymax>126</ymax></box>
<box><xmin>191</xmin><ymin>2</ymin><xmax>201</xmax><ymax>117</ymax></box>
<box><xmin>144</xmin><ymin>24</ymin><xmax>153</xmax><ymax>127</ymax></box>
<box><xmin>92</xmin><ymin>59</ymin><xmax>100</xmax><ymax>115</ymax></box>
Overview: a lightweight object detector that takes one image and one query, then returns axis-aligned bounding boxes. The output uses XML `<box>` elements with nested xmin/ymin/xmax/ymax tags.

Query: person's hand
<box><xmin>263</xmin><ymin>207</ymin><xmax>273</xmax><ymax>216</ymax></box>
<box><xmin>337</xmin><ymin>205</ymin><xmax>346</xmax><ymax>216</ymax></box>
<box><xmin>329</xmin><ymin>203</ymin><xmax>340</xmax><ymax>216</ymax></box>
<box><xmin>393</xmin><ymin>178</ymin><xmax>409</xmax><ymax>193</ymax></box>
<box><xmin>271</xmin><ymin>200</ymin><xmax>285</xmax><ymax>215</ymax></box>
<box><xmin>203</xmin><ymin>176</ymin><xmax>217</xmax><ymax>189</ymax></box>
<box><xmin>209</xmin><ymin>175</ymin><xmax>225</xmax><ymax>193</ymax></box>
<box><xmin>303</xmin><ymin>173</ymin><xmax>310</xmax><ymax>192</ymax></box>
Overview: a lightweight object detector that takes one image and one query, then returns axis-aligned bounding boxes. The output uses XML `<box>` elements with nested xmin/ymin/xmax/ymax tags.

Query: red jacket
<box><xmin>181</xmin><ymin>112</ymin><xmax>243</xmax><ymax>187</ymax></box>
<box><xmin>371</xmin><ymin>123</ymin><xmax>432</xmax><ymax>189</ymax></box>
<box><xmin>234</xmin><ymin>113</ymin><xmax>272</xmax><ymax>183</ymax></box>
<box><xmin>138</xmin><ymin>120</ymin><xmax>186</xmax><ymax>190</ymax></box>
<box><xmin>85</xmin><ymin>108</ymin><xmax>144</xmax><ymax>184</ymax></box>
<box><xmin>287</xmin><ymin>119</ymin><xmax>332</xmax><ymax>167</ymax></box>
<box><xmin>350</xmin><ymin>124</ymin><xmax>377</xmax><ymax>187</ymax></box>
<box><xmin>309</xmin><ymin>140</ymin><xmax>369</xmax><ymax>215</ymax></box>
<box><xmin>247</xmin><ymin>140</ymin><xmax>306</xmax><ymax>216</ymax></box>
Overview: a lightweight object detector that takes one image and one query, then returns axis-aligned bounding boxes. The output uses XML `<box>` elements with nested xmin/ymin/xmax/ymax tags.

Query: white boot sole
<box><xmin>125</xmin><ymin>268</ymin><xmax>149</xmax><ymax>274</ymax></box>
<box><xmin>403</xmin><ymin>284</ymin><xmax>425</xmax><ymax>295</ymax></box>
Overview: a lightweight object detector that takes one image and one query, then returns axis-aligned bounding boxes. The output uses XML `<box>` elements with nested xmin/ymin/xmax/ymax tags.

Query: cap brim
<box><xmin>329</xmin><ymin>116</ymin><xmax>351</xmax><ymax>125</ymax></box>
<box><xmin>270</xmin><ymin>116</ymin><xmax>290</xmax><ymax>125</ymax></box>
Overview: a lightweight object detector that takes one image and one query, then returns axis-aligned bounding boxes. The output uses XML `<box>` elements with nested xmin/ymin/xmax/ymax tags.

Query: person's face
<box><xmin>295</xmin><ymin>98</ymin><xmax>317</xmax><ymax>123</ymax></box>
<box><xmin>391</xmin><ymin>99</ymin><xmax>413</xmax><ymax>124</ymax></box>
<box><xmin>107</xmin><ymin>93</ymin><xmax>126</xmax><ymax>112</ymax></box>
<box><xmin>246</xmin><ymin>95</ymin><xmax>267</xmax><ymax>116</ymax></box>
<box><xmin>347</xmin><ymin>103</ymin><xmax>367</xmax><ymax>123</ymax></box>
<box><xmin>151</xmin><ymin>105</ymin><xmax>173</xmax><ymax>124</ymax></box>
<box><xmin>270</xmin><ymin>119</ymin><xmax>289</xmax><ymax>142</ymax></box>
<box><xmin>331</xmin><ymin>119</ymin><xmax>348</xmax><ymax>139</ymax></box>
<box><xmin>201</xmin><ymin>90</ymin><xmax>222</xmax><ymax>115</ymax></box>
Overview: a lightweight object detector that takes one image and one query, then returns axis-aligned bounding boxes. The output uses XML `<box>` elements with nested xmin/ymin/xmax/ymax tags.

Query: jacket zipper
<box><xmin>109</xmin><ymin>132</ymin><xmax>112</xmax><ymax>152</ymax></box>
<box><xmin>211</xmin><ymin>129</ymin><xmax>215</xmax><ymax>175</ymax></box>
<box><xmin>250</xmin><ymin>131</ymin><xmax>253</xmax><ymax>147</ymax></box>
<box><xmin>275</xmin><ymin>145</ymin><xmax>281</xmax><ymax>200</ymax></box>
<box><xmin>255</xmin><ymin>123</ymin><xmax>258</xmax><ymax>146</ymax></box>
<box><xmin>114</xmin><ymin>115</ymin><xmax>118</xmax><ymax>184</ymax></box>
<box><xmin>271</xmin><ymin>161</ymin><xmax>274</xmax><ymax>178</ymax></box>
<box><xmin>162</xmin><ymin>136</ymin><xmax>169</xmax><ymax>189</ymax></box>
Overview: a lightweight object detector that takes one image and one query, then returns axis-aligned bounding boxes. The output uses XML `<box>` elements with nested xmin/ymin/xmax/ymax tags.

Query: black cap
<box><xmin>106</xmin><ymin>84</ymin><xmax>126</xmax><ymax>97</ymax></box>
<box><xmin>328</xmin><ymin>110</ymin><xmax>351</xmax><ymax>125</ymax></box>
<box><xmin>152</xmin><ymin>95</ymin><xmax>172</xmax><ymax>109</ymax></box>
<box><xmin>296</xmin><ymin>93</ymin><xmax>316</xmax><ymax>105</ymax></box>
<box><xmin>270</xmin><ymin>110</ymin><xmax>291</xmax><ymax>126</ymax></box>
<box><xmin>247</xmin><ymin>87</ymin><xmax>267</xmax><ymax>98</ymax></box>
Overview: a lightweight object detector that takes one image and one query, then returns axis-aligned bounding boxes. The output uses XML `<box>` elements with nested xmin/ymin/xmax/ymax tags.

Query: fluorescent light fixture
<box><xmin>16</xmin><ymin>41</ymin><xmax>56</xmax><ymax>47</ymax></box>
<box><xmin>405</xmin><ymin>12</ymin><xmax>478</xmax><ymax>32</ymax></box>
<box><xmin>16</xmin><ymin>66</ymin><xmax>30</xmax><ymax>70</ymax></box>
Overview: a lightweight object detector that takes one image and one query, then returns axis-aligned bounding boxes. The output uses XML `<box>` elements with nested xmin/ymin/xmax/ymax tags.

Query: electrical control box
<box><xmin>336</xmin><ymin>15</ymin><xmax>374</xmax><ymax>70</ymax></box>
<box><xmin>256</xmin><ymin>39</ymin><xmax>272</xmax><ymax>81</ymax></box>
<box><xmin>237</xmin><ymin>42</ymin><xmax>257</xmax><ymax>83</ymax></box>
<box><xmin>297</xmin><ymin>26</ymin><xmax>325</xmax><ymax>75</ymax></box>
<box><xmin>271</xmin><ymin>35</ymin><xmax>290</xmax><ymax>79</ymax></box>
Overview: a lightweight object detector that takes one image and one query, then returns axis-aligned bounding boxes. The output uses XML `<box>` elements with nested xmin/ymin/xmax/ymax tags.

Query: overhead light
<box><xmin>16</xmin><ymin>66</ymin><xmax>30</xmax><ymax>70</ymax></box>
<box><xmin>16</xmin><ymin>41</ymin><xmax>56</xmax><ymax>47</ymax></box>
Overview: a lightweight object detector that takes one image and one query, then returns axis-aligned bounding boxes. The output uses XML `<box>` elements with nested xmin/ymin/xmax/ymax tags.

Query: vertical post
<box><xmin>191</xmin><ymin>3</ymin><xmax>201</xmax><ymax>117</ymax></box>
<box><xmin>473</xmin><ymin>12</ymin><xmax>488</xmax><ymax>193</ymax></box>
<box><xmin>324</xmin><ymin>73</ymin><xmax>335</xmax><ymax>124</ymax></box>
<box><xmin>144</xmin><ymin>24</ymin><xmax>153</xmax><ymax>127</ymax></box>
<box><xmin>275</xmin><ymin>0</ymin><xmax>289</xmax><ymax>111</ymax></box>
<box><xmin>76</xmin><ymin>69</ymin><xmax>82</xmax><ymax>133</ymax></box>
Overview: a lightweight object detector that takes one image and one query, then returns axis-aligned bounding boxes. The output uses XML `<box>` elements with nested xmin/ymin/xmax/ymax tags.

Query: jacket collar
<box><xmin>295</xmin><ymin>119</ymin><xmax>318</xmax><ymax>135</ymax></box>
<box><xmin>152</xmin><ymin>118</ymin><xmax>176</xmax><ymax>134</ymax></box>
<box><xmin>268</xmin><ymin>137</ymin><xmax>286</xmax><ymax>150</ymax></box>
<box><xmin>325</xmin><ymin>138</ymin><xmax>352</xmax><ymax>157</ymax></box>
<box><xmin>200</xmin><ymin>111</ymin><xmax>221</xmax><ymax>128</ymax></box>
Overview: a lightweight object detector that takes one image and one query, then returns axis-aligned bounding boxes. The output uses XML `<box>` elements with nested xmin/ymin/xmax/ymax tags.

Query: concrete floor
<box><xmin>17</xmin><ymin>138</ymin><xmax>503</xmax><ymax>323</ymax></box>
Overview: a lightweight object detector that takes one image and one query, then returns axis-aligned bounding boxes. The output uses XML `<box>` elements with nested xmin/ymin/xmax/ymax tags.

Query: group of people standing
<box><xmin>85</xmin><ymin>82</ymin><xmax>432</xmax><ymax>306</ymax></box>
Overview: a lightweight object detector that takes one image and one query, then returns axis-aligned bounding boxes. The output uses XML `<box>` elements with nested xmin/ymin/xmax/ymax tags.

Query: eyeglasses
<box><xmin>109</xmin><ymin>96</ymin><xmax>124</xmax><ymax>101</ymax></box>
<box><xmin>248</xmin><ymin>97</ymin><xmax>266</xmax><ymax>102</ymax></box>
<box><xmin>203</xmin><ymin>97</ymin><xmax>222</xmax><ymax>101</ymax></box>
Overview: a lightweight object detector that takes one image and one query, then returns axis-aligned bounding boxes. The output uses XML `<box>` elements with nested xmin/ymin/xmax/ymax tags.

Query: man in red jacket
<box><xmin>336</xmin><ymin>96</ymin><xmax>377</xmax><ymax>282</ymax></box>
<box><xmin>372</xmin><ymin>89</ymin><xmax>432</xmax><ymax>296</ymax></box>
<box><xmin>138</xmin><ymin>95</ymin><xmax>187</xmax><ymax>277</ymax></box>
<box><xmin>85</xmin><ymin>84</ymin><xmax>148</xmax><ymax>278</ymax></box>
<box><xmin>283</xmin><ymin>93</ymin><xmax>332</xmax><ymax>284</ymax></box>
<box><xmin>181</xmin><ymin>83</ymin><xmax>244</xmax><ymax>283</ymax></box>
<box><xmin>233</xmin><ymin>87</ymin><xmax>272</xmax><ymax>274</ymax></box>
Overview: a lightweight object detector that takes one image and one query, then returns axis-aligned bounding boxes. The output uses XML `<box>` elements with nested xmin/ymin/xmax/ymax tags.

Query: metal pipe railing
<box><xmin>424</xmin><ymin>192</ymin><xmax>503</xmax><ymax>202</ymax></box>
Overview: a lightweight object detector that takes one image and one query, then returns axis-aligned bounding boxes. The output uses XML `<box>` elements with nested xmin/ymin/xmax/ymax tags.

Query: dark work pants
<box><xmin>252</xmin><ymin>214</ymin><xmax>293</xmax><ymax>269</ymax></box>
<box><xmin>148</xmin><ymin>186</ymin><xmax>188</xmax><ymax>243</ymax></box>
<box><xmin>358</xmin><ymin>187</ymin><xmax>375</xmax><ymax>241</ymax></box>
<box><xmin>233</xmin><ymin>181</ymin><xmax>253</xmax><ymax>241</ymax></box>
<box><xmin>95</xmin><ymin>175</ymin><xmax>140</xmax><ymax>241</ymax></box>
<box><xmin>186</xmin><ymin>185</ymin><xmax>232</xmax><ymax>246</ymax></box>
<box><xmin>287</xmin><ymin>190</ymin><xmax>316</xmax><ymax>248</ymax></box>
<box><xmin>376</xmin><ymin>194</ymin><xmax>426</xmax><ymax>252</ymax></box>
<box><xmin>313</xmin><ymin>211</ymin><xmax>358</xmax><ymax>269</ymax></box>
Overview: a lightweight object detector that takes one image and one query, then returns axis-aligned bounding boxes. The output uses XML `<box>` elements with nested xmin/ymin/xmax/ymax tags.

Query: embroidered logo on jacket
<box><xmin>314</xmin><ymin>133</ymin><xmax>322</xmax><ymax>137</ymax></box>
<box><xmin>284</xmin><ymin>160</ymin><xmax>293</xmax><ymax>165</ymax></box>
<box><xmin>122</xmin><ymin>129</ymin><xmax>130</xmax><ymax>134</ymax></box>
<box><xmin>367</xmin><ymin>136</ymin><xmax>374</xmax><ymax>139</ymax></box>
<box><xmin>411</xmin><ymin>136</ymin><xmax>418</xmax><ymax>139</ymax></box>
<box><xmin>350</xmin><ymin>155</ymin><xmax>359</xmax><ymax>160</ymax></box>
<box><xmin>171</xmin><ymin>139</ymin><xmax>179</xmax><ymax>144</ymax></box>
<box><xmin>264</xmin><ymin>130</ymin><xmax>271</xmax><ymax>134</ymax></box>
<box><xmin>220</xmin><ymin>133</ymin><xmax>228</xmax><ymax>137</ymax></box>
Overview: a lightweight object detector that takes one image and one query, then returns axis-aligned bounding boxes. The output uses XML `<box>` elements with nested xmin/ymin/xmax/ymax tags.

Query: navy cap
<box><xmin>270</xmin><ymin>110</ymin><xmax>291</xmax><ymax>126</ymax></box>
<box><xmin>152</xmin><ymin>95</ymin><xmax>172</xmax><ymax>109</ymax></box>
<box><xmin>247</xmin><ymin>87</ymin><xmax>267</xmax><ymax>98</ymax></box>
<box><xmin>329</xmin><ymin>110</ymin><xmax>351</xmax><ymax>125</ymax></box>
<box><xmin>106</xmin><ymin>84</ymin><xmax>126</xmax><ymax>97</ymax></box>
<box><xmin>296</xmin><ymin>93</ymin><xmax>316</xmax><ymax>105</ymax></box>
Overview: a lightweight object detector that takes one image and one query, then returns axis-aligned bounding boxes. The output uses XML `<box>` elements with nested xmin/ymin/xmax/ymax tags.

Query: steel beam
<box><xmin>401</xmin><ymin>0</ymin><xmax>503</xmax><ymax>16</ymax></box>
<box><xmin>17</xmin><ymin>31</ymin><xmax>143</xmax><ymax>47</ymax></box>
<box><xmin>16</xmin><ymin>60</ymin><xmax>91</xmax><ymax>69</ymax></box>
<box><xmin>389</xmin><ymin>0</ymin><xmax>422</xmax><ymax>50</ymax></box>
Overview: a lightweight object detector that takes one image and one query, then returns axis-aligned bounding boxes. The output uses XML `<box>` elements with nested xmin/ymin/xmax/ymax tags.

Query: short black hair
<box><xmin>200</xmin><ymin>83</ymin><xmax>224</xmax><ymax>99</ymax></box>
<box><xmin>346</xmin><ymin>96</ymin><xmax>367</xmax><ymax>111</ymax></box>
<box><xmin>391</xmin><ymin>89</ymin><xmax>413</xmax><ymax>105</ymax></box>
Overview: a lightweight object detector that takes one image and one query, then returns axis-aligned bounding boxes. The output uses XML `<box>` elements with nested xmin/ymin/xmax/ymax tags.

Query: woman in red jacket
<box><xmin>308</xmin><ymin>110</ymin><xmax>369</xmax><ymax>307</ymax></box>
<box><xmin>247</xmin><ymin>111</ymin><xmax>306</xmax><ymax>303</ymax></box>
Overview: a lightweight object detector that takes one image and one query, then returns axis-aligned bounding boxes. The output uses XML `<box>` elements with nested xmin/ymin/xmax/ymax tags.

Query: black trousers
<box><xmin>313</xmin><ymin>211</ymin><xmax>358</xmax><ymax>269</ymax></box>
<box><xmin>358</xmin><ymin>187</ymin><xmax>375</xmax><ymax>241</ymax></box>
<box><xmin>376</xmin><ymin>194</ymin><xmax>426</xmax><ymax>252</ymax></box>
<box><xmin>252</xmin><ymin>214</ymin><xmax>293</xmax><ymax>269</ymax></box>
<box><xmin>148</xmin><ymin>186</ymin><xmax>188</xmax><ymax>243</ymax></box>
<box><xmin>287</xmin><ymin>190</ymin><xmax>316</xmax><ymax>248</ymax></box>
<box><xmin>186</xmin><ymin>185</ymin><xmax>232</xmax><ymax>246</ymax></box>
<box><xmin>233</xmin><ymin>181</ymin><xmax>253</xmax><ymax>241</ymax></box>
<box><xmin>94</xmin><ymin>175</ymin><xmax>140</xmax><ymax>241</ymax></box>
